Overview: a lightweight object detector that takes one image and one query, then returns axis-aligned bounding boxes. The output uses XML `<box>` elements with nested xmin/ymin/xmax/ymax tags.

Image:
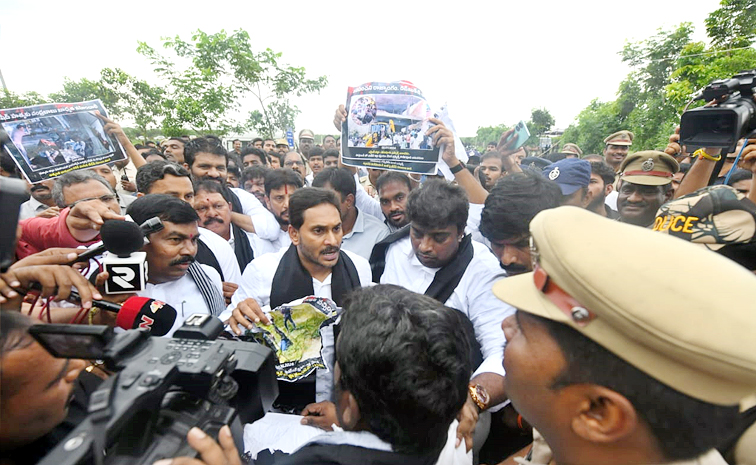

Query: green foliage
<box><xmin>705</xmin><ymin>0</ymin><xmax>756</xmax><ymax>49</ymax></box>
<box><xmin>469</xmin><ymin>124</ymin><xmax>510</xmax><ymax>151</ymax></box>
<box><xmin>0</xmin><ymin>90</ymin><xmax>48</xmax><ymax>108</ymax></box>
<box><xmin>563</xmin><ymin>1</ymin><xmax>756</xmax><ymax>153</ymax></box>
<box><xmin>526</xmin><ymin>108</ymin><xmax>555</xmax><ymax>146</ymax></box>
<box><xmin>137</xmin><ymin>30</ymin><xmax>327</xmax><ymax>138</ymax></box>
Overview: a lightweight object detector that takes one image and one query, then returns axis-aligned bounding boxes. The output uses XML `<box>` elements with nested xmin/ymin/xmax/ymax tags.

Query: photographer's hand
<box><xmin>153</xmin><ymin>426</ymin><xmax>241</xmax><ymax>465</ymax></box>
<box><xmin>736</xmin><ymin>139</ymin><xmax>756</xmax><ymax>203</ymax></box>
<box><xmin>301</xmin><ymin>401</ymin><xmax>339</xmax><ymax>430</ymax></box>
<box><xmin>228</xmin><ymin>298</ymin><xmax>270</xmax><ymax>335</ymax></box>
<box><xmin>66</xmin><ymin>200</ymin><xmax>125</xmax><ymax>242</ymax></box>
<box><xmin>0</xmin><ymin>264</ymin><xmax>102</xmax><ymax>310</ymax></box>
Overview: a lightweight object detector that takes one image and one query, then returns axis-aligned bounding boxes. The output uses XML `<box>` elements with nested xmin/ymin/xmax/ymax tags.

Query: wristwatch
<box><xmin>449</xmin><ymin>162</ymin><xmax>465</xmax><ymax>174</ymax></box>
<box><xmin>468</xmin><ymin>384</ymin><xmax>490</xmax><ymax>412</ymax></box>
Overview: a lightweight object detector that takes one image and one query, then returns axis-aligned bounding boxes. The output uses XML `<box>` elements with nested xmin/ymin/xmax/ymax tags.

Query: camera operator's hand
<box><xmin>736</xmin><ymin>139</ymin><xmax>756</xmax><ymax>173</ymax></box>
<box><xmin>153</xmin><ymin>426</ymin><xmax>241</xmax><ymax>465</ymax></box>
<box><xmin>664</xmin><ymin>126</ymin><xmax>684</xmax><ymax>158</ymax></box>
<box><xmin>228</xmin><ymin>298</ymin><xmax>270</xmax><ymax>335</ymax></box>
<box><xmin>333</xmin><ymin>104</ymin><xmax>347</xmax><ymax>131</ymax></box>
<box><xmin>11</xmin><ymin>247</ymin><xmax>82</xmax><ymax>269</ymax></box>
<box><xmin>301</xmin><ymin>401</ymin><xmax>339</xmax><ymax>430</ymax></box>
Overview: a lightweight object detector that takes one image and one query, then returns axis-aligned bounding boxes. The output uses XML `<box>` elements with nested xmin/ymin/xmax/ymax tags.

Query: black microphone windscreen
<box><xmin>100</xmin><ymin>220</ymin><xmax>144</xmax><ymax>256</ymax></box>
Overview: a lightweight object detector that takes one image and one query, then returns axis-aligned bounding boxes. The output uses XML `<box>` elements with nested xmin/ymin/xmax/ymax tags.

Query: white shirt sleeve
<box><xmin>230</xmin><ymin>187</ymin><xmax>281</xmax><ymax>241</ymax></box>
<box><xmin>343</xmin><ymin>249</ymin><xmax>375</xmax><ymax>285</ymax></box>
<box><xmin>198</xmin><ymin>228</ymin><xmax>242</xmax><ymax>285</ymax></box>
<box><xmin>467</xmin><ymin>203</ymin><xmax>490</xmax><ymax>246</ymax></box>
<box><xmin>352</xmin><ymin>173</ymin><xmax>384</xmax><ymax>221</ymax></box>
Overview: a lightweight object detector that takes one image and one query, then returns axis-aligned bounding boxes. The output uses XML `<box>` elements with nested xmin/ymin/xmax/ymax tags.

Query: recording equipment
<box><xmin>680</xmin><ymin>69</ymin><xmax>756</xmax><ymax>153</ymax></box>
<box><xmin>0</xmin><ymin>177</ymin><xmax>30</xmax><ymax>272</ymax></box>
<box><xmin>114</xmin><ymin>296</ymin><xmax>177</xmax><ymax>336</ymax></box>
<box><xmin>74</xmin><ymin>220</ymin><xmax>145</xmax><ymax>263</ymax></box>
<box><xmin>29</xmin><ymin>321</ymin><xmax>278</xmax><ymax>465</ymax></box>
<box><xmin>66</xmin><ymin>290</ymin><xmax>178</xmax><ymax>336</ymax></box>
<box><xmin>102</xmin><ymin>250</ymin><xmax>148</xmax><ymax>294</ymax></box>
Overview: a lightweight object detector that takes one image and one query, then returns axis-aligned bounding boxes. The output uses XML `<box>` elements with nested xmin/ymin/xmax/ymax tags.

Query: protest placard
<box><xmin>341</xmin><ymin>81</ymin><xmax>440</xmax><ymax>175</ymax></box>
<box><xmin>0</xmin><ymin>100</ymin><xmax>126</xmax><ymax>183</ymax></box>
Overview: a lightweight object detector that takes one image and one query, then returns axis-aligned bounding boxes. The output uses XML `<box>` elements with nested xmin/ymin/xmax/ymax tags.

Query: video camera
<box><xmin>30</xmin><ymin>315</ymin><xmax>278</xmax><ymax>465</ymax></box>
<box><xmin>680</xmin><ymin>69</ymin><xmax>756</xmax><ymax>153</ymax></box>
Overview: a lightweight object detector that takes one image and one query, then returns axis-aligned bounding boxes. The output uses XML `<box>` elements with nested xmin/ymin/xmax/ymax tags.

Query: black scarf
<box><xmin>424</xmin><ymin>233</ymin><xmax>474</xmax><ymax>303</ymax></box>
<box><xmin>270</xmin><ymin>244</ymin><xmax>361</xmax><ymax>309</ymax></box>
<box><xmin>369</xmin><ymin>224</ymin><xmax>411</xmax><ymax>282</ymax></box>
<box><xmin>231</xmin><ymin>222</ymin><xmax>254</xmax><ymax>272</ymax></box>
<box><xmin>195</xmin><ymin>239</ymin><xmax>225</xmax><ymax>282</ymax></box>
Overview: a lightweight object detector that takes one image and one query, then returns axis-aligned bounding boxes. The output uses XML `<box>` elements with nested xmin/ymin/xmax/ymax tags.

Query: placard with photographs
<box><xmin>341</xmin><ymin>81</ymin><xmax>440</xmax><ymax>175</ymax></box>
<box><xmin>0</xmin><ymin>100</ymin><xmax>126</xmax><ymax>183</ymax></box>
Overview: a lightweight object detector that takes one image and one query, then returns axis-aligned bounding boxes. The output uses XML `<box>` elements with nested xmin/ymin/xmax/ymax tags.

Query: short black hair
<box><xmin>267</xmin><ymin>151</ymin><xmax>282</xmax><ymax>166</ymax></box>
<box><xmin>1</xmin><ymin>151</ymin><xmax>20</xmax><ymax>177</ymax></box>
<box><xmin>543</xmin><ymin>152</ymin><xmax>568</xmax><ymax>163</ymax></box>
<box><xmin>288</xmin><ymin>187</ymin><xmax>340</xmax><ymax>230</ymax></box>
<box><xmin>241</xmin><ymin>147</ymin><xmax>268</xmax><ymax>166</ymax></box>
<box><xmin>406</xmin><ymin>179</ymin><xmax>468</xmax><ymax>233</ymax></box>
<box><xmin>194</xmin><ymin>178</ymin><xmax>232</xmax><ymax>203</ymax></box>
<box><xmin>375</xmin><ymin>171</ymin><xmax>412</xmax><ymax>194</ymax></box>
<box><xmin>529</xmin><ymin>312</ymin><xmax>739</xmax><ymax>461</ymax></box>
<box><xmin>480</xmin><ymin>170</ymin><xmax>561</xmax><ymax>242</ymax></box>
<box><xmin>184</xmin><ymin>136</ymin><xmax>228</xmax><ymax>168</ymax></box>
<box><xmin>323</xmin><ymin>149</ymin><xmax>339</xmax><ymax>161</ymax></box>
<box><xmin>589</xmin><ymin>160</ymin><xmax>616</xmax><ymax>186</ymax></box>
<box><xmin>337</xmin><ymin>285</ymin><xmax>471</xmax><ymax>455</ymax></box>
<box><xmin>142</xmin><ymin>148</ymin><xmax>166</xmax><ymax>160</ymax></box>
<box><xmin>265</xmin><ymin>168</ymin><xmax>304</xmax><ymax>197</ymax></box>
<box><xmin>241</xmin><ymin>165</ymin><xmax>269</xmax><ymax>186</ymax></box>
<box><xmin>312</xmin><ymin>167</ymin><xmax>356</xmax><ymax>201</ymax></box>
<box><xmin>251</xmin><ymin>137</ymin><xmax>263</xmax><ymax>145</ymax></box>
<box><xmin>486</xmin><ymin>141</ymin><xmax>497</xmax><ymax>146</ymax></box>
<box><xmin>306</xmin><ymin>146</ymin><xmax>325</xmax><ymax>161</ymax></box>
<box><xmin>136</xmin><ymin>161</ymin><xmax>191</xmax><ymax>194</ymax></box>
<box><xmin>126</xmin><ymin>193</ymin><xmax>199</xmax><ymax>231</ymax></box>
<box><xmin>727</xmin><ymin>169</ymin><xmax>753</xmax><ymax>186</ymax></box>
<box><xmin>481</xmin><ymin>151</ymin><xmax>503</xmax><ymax>164</ymax></box>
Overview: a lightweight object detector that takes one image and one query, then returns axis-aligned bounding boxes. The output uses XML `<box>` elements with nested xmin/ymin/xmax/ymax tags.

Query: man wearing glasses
<box><xmin>284</xmin><ymin>151</ymin><xmax>308</xmax><ymax>185</ymax></box>
<box><xmin>16</xmin><ymin>170</ymin><xmax>124</xmax><ymax>259</ymax></box>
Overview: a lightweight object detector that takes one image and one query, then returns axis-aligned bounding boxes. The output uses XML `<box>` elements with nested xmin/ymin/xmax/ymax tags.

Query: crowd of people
<box><xmin>1</xmin><ymin>101</ymin><xmax>756</xmax><ymax>465</ymax></box>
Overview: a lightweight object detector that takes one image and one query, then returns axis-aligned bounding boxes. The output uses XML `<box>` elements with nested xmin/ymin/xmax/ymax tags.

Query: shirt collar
<box><xmin>306</xmin><ymin>427</ymin><xmax>393</xmax><ymax>452</ymax></box>
<box><xmin>343</xmin><ymin>208</ymin><xmax>364</xmax><ymax>239</ymax></box>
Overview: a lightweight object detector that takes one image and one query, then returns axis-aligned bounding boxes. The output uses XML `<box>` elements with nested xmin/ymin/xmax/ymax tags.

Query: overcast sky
<box><xmin>1</xmin><ymin>0</ymin><xmax>721</xmax><ymax>137</ymax></box>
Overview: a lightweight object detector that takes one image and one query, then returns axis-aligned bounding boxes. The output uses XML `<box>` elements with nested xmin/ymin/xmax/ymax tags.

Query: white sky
<box><xmin>0</xmin><ymin>0</ymin><xmax>720</xmax><ymax>137</ymax></box>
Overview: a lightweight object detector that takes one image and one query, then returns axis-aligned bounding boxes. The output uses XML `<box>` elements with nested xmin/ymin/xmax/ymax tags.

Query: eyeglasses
<box><xmin>67</xmin><ymin>194</ymin><xmax>117</xmax><ymax>208</ymax></box>
<box><xmin>285</xmin><ymin>160</ymin><xmax>303</xmax><ymax>167</ymax></box>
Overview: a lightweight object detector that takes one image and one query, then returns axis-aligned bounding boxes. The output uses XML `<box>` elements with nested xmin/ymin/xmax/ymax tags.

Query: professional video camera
<box><xmin>680</xmin><ymin>69</ymin><xmax>756</xmax><ymax>153</ymax></box>
<box><xmin>30</xmin><ymin>315</ymin><xmax>278</xmax><ymax>465</ymax></box>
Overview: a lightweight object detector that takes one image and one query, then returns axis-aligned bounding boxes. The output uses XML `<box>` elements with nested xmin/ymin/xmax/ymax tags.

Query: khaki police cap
<box><xmin>604</xmin><ymin>130</ymin><xmax>634</xmax><ymax>146</ymax></box>
<box><xmin>493</xmin><ymin>206</ymin><xmax>756</xmax><ymax>406</ymax></box>
<box><xmin>299</xmin><ymin>129</ymin><xmax>315</xmax><ymax>140</ymax></box>
<box><xmin>562</xmin><ymin>143</ymin><xmax>583</xmax><ymax>156</ymax></box>
<box><xmin>620</xmin><ymin>150</ymin><xmax>679</xmax><ymax>186</ymax></box>
<box><xmin>275</xmin><ymin>138</ymin><xmax>289</xmax><ymax>146</ymax></box>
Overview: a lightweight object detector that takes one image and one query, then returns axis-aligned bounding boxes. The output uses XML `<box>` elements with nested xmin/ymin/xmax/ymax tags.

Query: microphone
<box><xmin>74</xmin><ymin>220</ymin><xmax>145</xmax><ymax>263</ymax></box>
<box><xmin>115</xmin><ymin>296</ymin><xmax>178</xmax><ymax>336</ymax></box>
<box><xmin>67</xmin><ymin>290</ymin><xmax>178</xmax><ymax>336</ymax></box>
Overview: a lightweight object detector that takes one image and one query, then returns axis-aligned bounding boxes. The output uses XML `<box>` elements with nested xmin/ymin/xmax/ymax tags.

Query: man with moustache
<box><xmin>194</xmin><ymin>179</ymin><xmax>255</xmax><ymax>272</ymax></box>
<box><xmin>128</xmin><ymin>194</ymin><xmax>226</xmax><ymax>336</ymax></box>
<box><xmin>241</xmin><ymin>165</ymin><xmax>269</xmax><ymax>203</ymax></box>
<box><xmin>222</xmin><ymin>188</ymin><xmax>372</xmax><ymax>412</ymax></box>
<box><xmin>376</xmin><ymin>171</ymin><xmax>412</xmax><ymax>231</ymax></box>
<box><xmin>19</xmin><ymin>179</ymin><xmax>58</xmax><ymax>220</ymax></box>
<box><xmin>283</xmin><ymin>151</ymin><xmax>308</xmax><ymax>184</ymax></box>
<box><xmin>616</xmin><ymin>151</ymin><xmax>679</xmax><ymax>227</ymax></box>
<box><xmin>161</xmin><ymin>137</ymin><xmax>186</xmax><ymax>163</ymax></box>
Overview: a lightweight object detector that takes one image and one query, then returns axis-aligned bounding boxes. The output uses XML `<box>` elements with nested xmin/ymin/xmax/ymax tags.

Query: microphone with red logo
<box><xmin>68</xmin><ymin>290</ymin><xmax>178</xmax><ymax>336</ymax></box>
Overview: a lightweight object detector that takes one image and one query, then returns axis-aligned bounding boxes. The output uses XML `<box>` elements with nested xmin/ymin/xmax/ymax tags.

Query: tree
<box><xmin>468</xmin><ymin>124</ymin><xmax>510</xmax><ymax>151</ymax></box>
<box><xmin>137</xmin><ymin>29</ymin><xmax>327</xmax><ymax>137</ymax></box>
<box><xmin>0</xmin><ymin>90</ymin><xmax>48</xmax><ymax>109</ymax></box>
<box><xmin>526</xmin><ymin>108</ymin><xmax>555</xmax><ymax>146</ymax></box>
<box><xmin>561</xmin><ymin>100</ymin><xmax>624</xmax><ymax>154</ymax></box>
<box><xmin>705</xmin><ymin>0</ymin><xmax>756</xmax><ymax>49</ymax></box>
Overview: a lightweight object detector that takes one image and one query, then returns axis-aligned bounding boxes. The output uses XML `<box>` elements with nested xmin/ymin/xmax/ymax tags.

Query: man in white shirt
<box><xmin>372</xmin><ymin>179</ymin><xmax>513</xmax><ymax>451</ymax></box>
<box><xmin>250</xmin><ymin>168</ymin><xmax>304</xmax><ymax>256</ymax></box>
<box><xmin>127</xmin><ymin>194</ymin><xmax>226</xmax><ymax>336</ymax></box>
<box><xmin>193</xmin><ymin>179</ymin><xmax>255</xmax><ymax>273</ymax></box>
<box><xmin>312</xmin><ymin>167</ymin><xmax>389</xmax><ymax>260</ymax></box>
<box><xmin>222</xmin><ymin>188</ymin><xmax>372</xmax><ymax>412</ymax></box>
<box><xmin>135</xmin><ymin>161</ymin><xmax>242</xmax><ymax>302</ymax></box>
<box><xmin>18</xmin><ymin>179</ymin><xmax>58</xmax><ymax>220</ymax></box>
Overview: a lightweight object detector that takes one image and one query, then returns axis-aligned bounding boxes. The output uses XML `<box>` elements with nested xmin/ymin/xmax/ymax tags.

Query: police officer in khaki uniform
<box><xmin>561</xmin><ymin>143</ymin><xmax>583</xmax><ymax>158</ymax></box>
<box><xmin>616</xmin><ymin>150</ymin><xmax>679</xmax><ymax>227</ymax></box>
<box><xmin>493</xmin><ymin>206</ymin><xmax>756</xmax><ymax>465</ymax></box>
<box><xmin>604</xmin><ymin>130</ymin><xmax>634</xmax><ymax>171</ymax></box>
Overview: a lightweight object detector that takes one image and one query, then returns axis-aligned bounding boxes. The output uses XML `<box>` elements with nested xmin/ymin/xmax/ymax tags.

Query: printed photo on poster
<box><xmin>241</xmin><ymin>296</ymin><xmax>340</xmax><ymax>382</ymax></box>
<box><xmin>341</xmin><ymin>81</ymin><xmax>441</xmax><ymax>175</ymax></box>
<box><xmin>0</xmin><ymin>100</ymin><xmax>126</xmax><ymax>183</ymax></box>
